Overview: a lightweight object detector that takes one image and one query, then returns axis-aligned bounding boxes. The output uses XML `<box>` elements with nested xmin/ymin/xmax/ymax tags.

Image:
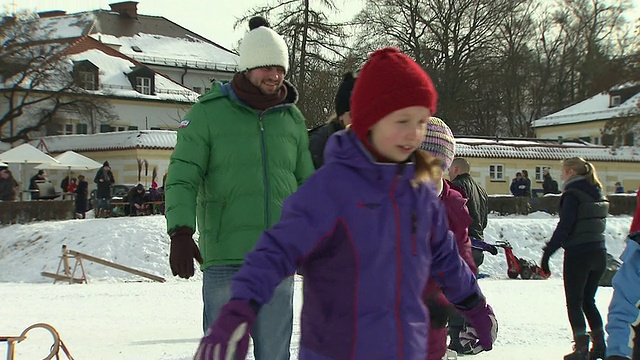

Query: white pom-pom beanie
<box><xmin>238</xmin><ymin>17</ymin><xmax>289</xmax><ymax>73</ymax></box>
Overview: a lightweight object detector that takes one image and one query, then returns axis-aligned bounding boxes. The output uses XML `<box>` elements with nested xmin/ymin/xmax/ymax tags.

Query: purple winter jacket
<box><xmin>231</xmin><ymin>130</ymin><xmax>480</xmax><ymax>360</ymax></box>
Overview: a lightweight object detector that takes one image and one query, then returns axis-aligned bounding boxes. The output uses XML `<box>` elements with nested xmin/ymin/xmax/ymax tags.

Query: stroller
<box><xmin>495</xmin><ymin>240</ymin><xmax>549</xmax><ymax>280</ymax></box>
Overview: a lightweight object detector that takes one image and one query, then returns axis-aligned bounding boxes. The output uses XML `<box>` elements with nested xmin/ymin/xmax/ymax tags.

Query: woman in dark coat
<box><xmin>74</xmin><ymin>175</ymin><xmax>89</xmax><ymax>219</ymax></box>
<box><xmin>541</xmin><ymin>157</ymin><xmax>609</xmax><ymax>360</ymax></box>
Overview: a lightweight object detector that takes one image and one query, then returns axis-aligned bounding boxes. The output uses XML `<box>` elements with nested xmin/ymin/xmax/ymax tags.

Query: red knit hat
<box><xmin>350</xmin><ymin>47</ymin><xmax>438</xmax><ymax>147</ymax></box>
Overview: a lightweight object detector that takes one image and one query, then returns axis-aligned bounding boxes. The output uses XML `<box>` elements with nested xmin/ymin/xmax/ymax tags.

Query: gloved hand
<box><xmin>457</xmin><ymin>298</ymin><xmax>497</xmax><ymax>353</ymax></box>
<box><xmin>486</xmin><ymin>244</ymin><xmax>498</xmax><ymax>256</ymax></box>
<box><xmin>540</xmin><ymin>247</ymin><xmax>551</xmax><ymax>277</ymax></box>
<box><xmin>169</xmin><ymin>226</ymin><xmax>203</xmax><ymax>279</ymax></box>
<box><xmin>425</xmin><ymin>297</ymin><xmax>452</xmax><ymax>328</ymax></box>
<box><xmin>194</xmin><ymin>300</ymin><xmax>257</xmax><ymax>360</ymax></box>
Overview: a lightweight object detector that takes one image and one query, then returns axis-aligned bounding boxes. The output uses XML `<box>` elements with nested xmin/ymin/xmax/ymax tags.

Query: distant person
<box><xmin>542</xmin><ymin>168</ymin><xmax>559</xmax><ymax>195</ymax></box>
<box><xmin>541</xmin><ymin>157</ymin><xmax>609</xmax><ymax>360</ymax></box>
<box><xmin>129</xmin><ymin>183</ymin><xmax>148</xmax><ymax>216</ymax></box>
<box><xmin>94</xmin><ymin>161</ymin><xmax>115</xmax><ymax>217</ymax></box>
<box><xmin>605</xmin><ymin>189</ymin><xmax>640</xmax><ymax>360</ymax></box>
<box><xmin>614</xmin><ymin>182</ymin><xmax>624</xmax><ymax>194</ymax></box>
<box><xmin>447</xmin><ymin>157</ymin><xmax>490</xmax><ymax>353</ymax></box>
<box><xmin>510</xmin><ymin>172</ymin><xmax>527</xmax><ymax>197</ymax></box>
<box><xmin>28</xmin><ymin>170</ymin><xmax>47</xmax><ymax>200</ymax></box>
<box><xmin>0</xmin><ymin>168</ymin><xmax>18</xmax><ymax>201</ymax></box>
<box><xmin>74</xmin><ymin>175</ymin><xmax>88</xmax><ymax>219</ymax></box>
<box><xmin>521</xmin><ymin>169</ymin><xmax>532</xmax><ymax>197</ymax></box>
<box><xmin>308</xmin><ymin>72</ymin><xmax>356</xmax><ymax>169</ymax></box>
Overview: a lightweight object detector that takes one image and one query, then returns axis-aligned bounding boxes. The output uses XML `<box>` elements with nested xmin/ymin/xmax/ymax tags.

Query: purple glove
<box><xmin>457</xmin><ymin>299</ymin><xmax>497</xmax><ymax>353</ymax></box>
<box><xmin>194</xmin><ymin>300</ymin><xmax>257</xmax><ymax>360</ymax></box>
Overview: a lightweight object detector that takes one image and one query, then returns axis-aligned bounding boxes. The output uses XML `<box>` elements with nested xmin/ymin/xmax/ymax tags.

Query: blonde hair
<box><xmin>413</xmin><ymin>149</ymin><xmax>443</xmax><ymax>187</ymax></box>
<box><xmin>562</xmin><ymin>157</ymin><xmax>603</xmax><ymax>189</ymax></box>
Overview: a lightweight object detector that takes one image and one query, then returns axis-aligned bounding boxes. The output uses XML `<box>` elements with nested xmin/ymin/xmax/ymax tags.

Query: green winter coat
<box><xmin>165</xmin><ymin>80</ymin><xmax>314</xmax><ymax>269</ymax></box>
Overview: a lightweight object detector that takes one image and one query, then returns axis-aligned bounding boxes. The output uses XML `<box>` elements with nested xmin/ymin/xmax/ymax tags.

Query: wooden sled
<box><xmin>0</xmin><ymin>323</ymin><xmax>74</xmax><ymax>360</ymax></box>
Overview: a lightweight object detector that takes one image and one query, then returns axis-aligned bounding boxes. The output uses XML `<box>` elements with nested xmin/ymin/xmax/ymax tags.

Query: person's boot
<box><xmin>564</xmin><ymin>334</ymin><xmax>590</xmax><ymax>360</ymax></box>
<box><xmin>588</xmin><ymin>330</ymin><xmax>606</xmax><ymax>360</ymax></box>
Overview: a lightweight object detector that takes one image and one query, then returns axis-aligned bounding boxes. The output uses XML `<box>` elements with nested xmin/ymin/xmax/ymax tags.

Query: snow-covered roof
<box><xmin>532</xmin><ymin>91</ymin><xmax>640</xmax><ymax>128</ymax></box>
<box><xmin>90</xmin><ymin>33</ymin><xmax>239</xmax><ymax>72</ymax></box>
<box><xmin>456</xmin><ymin>137</ymin><xmax>640</xmax><ymax>162</ymax></box>
<box><xmin>25</xmin><ymin>12</ymin><xmax>94</xmax><ymax>40</ymax></box>
<box><xmin>67</xmin><ymin>48</ymin><xmax>200</xmax><ymax>102</ymax></box>
<box><xmin>36</xmin><ymin>130</ymin><xmax>177</xmax><ymax>152</ymax></box>
<box><xmin>35</xmin><ymin>131</ymin><xmax>640</xmax><ymax>163</ymax></box>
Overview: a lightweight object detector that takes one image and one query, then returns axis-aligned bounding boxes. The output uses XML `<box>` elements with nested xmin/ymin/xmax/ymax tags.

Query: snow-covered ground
<box><xmin>0</xmin><ymin>212</ymin><xmax>633</xmax><ymax>359</ymax></box>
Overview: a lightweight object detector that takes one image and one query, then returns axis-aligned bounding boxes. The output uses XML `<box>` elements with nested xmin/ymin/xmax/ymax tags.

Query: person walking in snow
<box><xmin>164</xmin><ymin>16</ymin><xmax>314</xmax><ymax>360</ymax></box>
<box><xmin>541</xmin><ymin>157</ymin><xmax>609</xmax><ymax>360</ymax></box>
<box><xmin>419</xmin><ymin>117</ymin><xmax>481</xmax><ymax>359</ymax></box>
<box><xmin>74</xmin><ymin>175</ymin><xmax>88</xmax><ymax>219</ymax></box>
<box><xmin>605</xmin><ymin>189</ymin><xmax>640</xmax><ymax>360</ymax></box>
<box><xmin>193</xmin><ymin>47</ymin><xmax>498</xmax><ymax>360</ymax></box>
<box><xmin>308</xmin><ymin>72</ymin><xmax>356</xmax><ymax>169</ymax></box>
<box><xmin>94</xmin><ymin>161</ymin><xmax>114</xmax><ymax>217</ymax></box>
<box><xmin>542</xmin><ymin>167</ymin><xmax>560</xmax><ymax>195</ymax></box>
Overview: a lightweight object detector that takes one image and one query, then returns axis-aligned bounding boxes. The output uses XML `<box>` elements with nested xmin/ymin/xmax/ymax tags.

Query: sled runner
<box><xmin>0</xmin><ymin>323</ymin><xmax>74</xmax><ymax>360</ymax></box>
<box><xmin>495</xmin><ymin>241</ymin><xmax>549</xmax><ymax>280</ymax></box>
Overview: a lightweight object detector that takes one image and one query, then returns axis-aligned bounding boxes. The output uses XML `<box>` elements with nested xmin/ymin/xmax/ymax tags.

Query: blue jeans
<box><xmin>97</xmin><ymin>197</ymin><xmax>110</xmax><ymax>211</ymax></box>
<box><xmin>202</xmin><ymin>265</ymin><xmax>293</xmax><ymax>360</ymax></box>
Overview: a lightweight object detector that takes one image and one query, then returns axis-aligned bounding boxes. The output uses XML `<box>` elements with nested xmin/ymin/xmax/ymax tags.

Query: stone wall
<box><xmin>0</xmin><ymin>200</ymin><xmax>75</xmax><ymax>226</ymax></box>
<box><xmin>488</xmin><ymin>194</ymin><xmax>637</xmax><ymax>216</ymax></box>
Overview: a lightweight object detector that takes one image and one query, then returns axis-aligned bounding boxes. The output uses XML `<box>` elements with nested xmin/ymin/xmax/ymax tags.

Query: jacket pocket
<box><xmin>205</xmin><ymin>199</ymin><xmax>227</xmax><ymax>243</ymax></box>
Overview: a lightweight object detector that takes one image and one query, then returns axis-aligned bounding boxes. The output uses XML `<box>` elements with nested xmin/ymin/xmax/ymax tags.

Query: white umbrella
<box><xmin>0</xmin><ymin>143</ymin><xmax>59</xmax><ymax>197</ymax></box>
<box><xmin>36</xmin><ymin>151</ymin><xmax>102</xmax><ymax>171</ymax></box>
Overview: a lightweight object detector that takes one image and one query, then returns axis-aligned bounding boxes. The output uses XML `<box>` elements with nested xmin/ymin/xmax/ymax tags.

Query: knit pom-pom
<box><xmin>249</xmin><ymin>16</ymin><xmax>270</xmax><ymax>30</ymax></box>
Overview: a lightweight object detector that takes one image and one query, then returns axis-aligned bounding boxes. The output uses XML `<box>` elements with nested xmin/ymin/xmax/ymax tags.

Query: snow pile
<box><xmin>0</xmin><ymin>212</ymin><xmax>632</xmax><ymax>283</ymax></box>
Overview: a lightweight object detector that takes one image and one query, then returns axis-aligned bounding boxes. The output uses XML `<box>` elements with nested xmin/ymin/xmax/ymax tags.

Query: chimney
<box><xmin>38</xmin><ymin>10</ymin><xmax>67</xmax><ymax>18</ymax></box>
<box><xmin>109</xmin><ymin>1</ymin><xmax>139</xmax><ymax>19</ymax></box>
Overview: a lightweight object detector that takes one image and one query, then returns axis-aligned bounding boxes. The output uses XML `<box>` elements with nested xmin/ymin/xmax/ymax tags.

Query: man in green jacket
<box><xmin>165</xmin><ymin>16</ymin><xmax>314</xmax><ymax>360</ymax></box>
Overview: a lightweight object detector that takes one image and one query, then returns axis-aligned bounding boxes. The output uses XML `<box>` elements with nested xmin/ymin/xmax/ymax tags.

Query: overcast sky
<box><xmin>2</xmin><ymin>0</ymin><xmax>365</xmax><ymax>50</ymax></box>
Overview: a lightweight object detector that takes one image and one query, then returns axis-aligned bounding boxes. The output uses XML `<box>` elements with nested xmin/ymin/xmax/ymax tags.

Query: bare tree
<box><xmin>1</xmin><ymin>13</ymin><xmax>115</xmax><ymax>144</ymax></box>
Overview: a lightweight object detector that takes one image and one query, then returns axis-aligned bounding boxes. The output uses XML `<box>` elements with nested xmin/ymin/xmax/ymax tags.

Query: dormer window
<box><xmin>126</xmin><ymin>66</ymin><xmax>155</xmax><ymax>95</ymax></box>
<box><xmin>73</xmin><ymin>60</ymin><xmax>99</xmax><ymax>90</ymax></box>
<box><xmin>136</xmin><ymin>77</ymin><xmax>151</xmax><ymax>95</ymax></box>
<box><xmin>610</xmin><ymin>95</ymin><xmax>621</xmax><ymax>107</ymax></box>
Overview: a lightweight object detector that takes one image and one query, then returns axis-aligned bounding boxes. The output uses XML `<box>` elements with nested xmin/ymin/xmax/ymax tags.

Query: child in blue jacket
<box><xmin>605</xmin><ymin>225</ymin><xmax>640</xmax><ymax>360</ymax></box>
<box><xmin>193</xmin><ymin>47</ymin><xmax>498</xmax><ymax>360</ymax></box>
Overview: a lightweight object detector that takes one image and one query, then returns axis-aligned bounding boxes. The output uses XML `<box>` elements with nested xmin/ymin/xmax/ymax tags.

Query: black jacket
<box><xmin>308</xmin><ymin>121</ymin><xmax>344</xmax><ymax>169</ymax></box>
<box><xmin>542</xmin><ymin>174</ymin><xmax>559</xmax><ymax>194</ymax></box>
<box><xmin>94</xmin><ymin>167</ymin><xmax>115</xmax><ymax>199</ymax></box>
<box><xmin>451</xmin><ymin>173</ymin><xmax>488</xmax><ymax>240</ymax></box>
<box><xmin>546</xmin><ymin>178</ymin><xmax>608</xmax><ymax>255</ymax></box>
<box><xmin>0</xmin><ymin>177</ymin><xmax>16</xmax><ymax>201</ymax></box>
<box><xmin>74</xmin><ymin>180</ymin><xmax>88</xmax><ymax>212</ymax></box>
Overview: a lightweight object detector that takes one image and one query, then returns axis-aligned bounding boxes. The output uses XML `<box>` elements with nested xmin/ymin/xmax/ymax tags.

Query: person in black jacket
<box><xmin>542</xmin><ymin>167</ymin><xmax>559</xmax><ymax>195</ymax></box>
<box><xmin>74</xmin><ymin>175</ymin><xmax>88</xmax><ymax>219</ymax></box>
<box><xmin>94</xmin><ymin>161</ymin><xmax>115</xmax><ymax>217</ymax></box>
<box><xmin>541</xmin><ymin>157</ymin><xmax>609</xmax><ymax>360</ymax></box>
<box><xmin>308</xmin><ymin>72</ymin><xmax>356</xmax><ymax>169</ymax></box>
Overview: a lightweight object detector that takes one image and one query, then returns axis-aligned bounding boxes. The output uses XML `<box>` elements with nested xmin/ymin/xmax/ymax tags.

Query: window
<box><xmin>593</xmin><ymin>137</ymin><xmax>599</xmax><ymax>145</ymax></box>
<box><xmin>131</xmin><ymin>45</ymin><xmax>142</xmax><ymax>52</ymax></box>
<box><xmin>64</xmin><ymin>123</ymin><xmax>74</xmax><ymax>135</ymax></box>
<box><xmin>136</xmin><ymin>77</ymin><xmax>152</xmax><ymax>95</ymax></box>
<box><xmin>624</xmin><ymin>132</ymin><xmax>635</xmax><ymax>146</ymax></box>
<box><xmin>100</xmin><ymin>124</ymin><xmax>113</xmax><ymax>133</ymax></box>
<box><xmin>535</xmin><ymin>166</ymin><xmax>550</xmax><ymax>182</ymax></box>
<box><xmin>128</xmin><ymin>125</ymin><xmax>139</xmax><ymax>131</ymax></box>
<box><xmin>204</xmin><ymin>87</ymin><xmax>210</xmax><ymax>93</ymax></box>
<box><xmin>193</xmin><ymin>86</ymin><xmax>202</xmax><ymax>94</ymax></box>
<box><xmin>78</xmin><ymin>71</ymin><xmax>96</xmax><ymax>90</ymax></box>
<box><xmin>76</xmin><ymin>123</ymin><xmax>88</xmax><ymax>134</ymax></box>
<box><xmin>489</xmin><ymin>164</ymin><xmax>504</xmax><ymax>181</ymax></box>
<box><xmin>610</xmin><ymin>95</ymin><xmax>621</xmax><ymax>107</ymax></box>
<box><xmin>602</xmin><ymin>134</ymin><xmax>615</xmax><ymax>146</ymax></box>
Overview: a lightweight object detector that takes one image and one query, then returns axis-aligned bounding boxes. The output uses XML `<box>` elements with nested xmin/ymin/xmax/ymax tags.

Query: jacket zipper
<box><xmin>411</xmin><ymin>211</ymin><xmax>417</xmax><ymax>256</ymax></box>
<box><xmin>389</xmin><ymin>174</ymin><xmax>403</xmax><ymax>360</ymax></box>
<box><xmin>258</xmin><ymin>114</ymin><xmax>271</xmax><ymax>227</ymax></box>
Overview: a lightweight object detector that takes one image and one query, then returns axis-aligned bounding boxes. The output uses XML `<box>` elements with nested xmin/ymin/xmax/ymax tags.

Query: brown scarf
<box><xmin>231</xmin><ymin>72</ymin><xmax>288</xmax><ymax>111</ymax></box>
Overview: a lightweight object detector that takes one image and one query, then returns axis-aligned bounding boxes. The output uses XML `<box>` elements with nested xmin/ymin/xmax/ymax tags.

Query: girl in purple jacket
<box><xmin>194</xmin><ymin>48</ymin><xmax>498</xmax><ymax>360</ymax></box>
